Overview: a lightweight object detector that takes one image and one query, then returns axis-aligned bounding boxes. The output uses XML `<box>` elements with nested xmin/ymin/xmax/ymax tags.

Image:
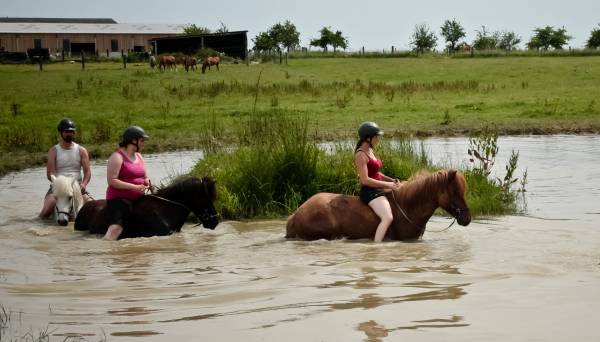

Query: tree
<box><xmin>410</xmin><ymin>23</ymin><xmax>438</xmax><ymax>54</ymax></box>
<box><xmin>497</xmin><ymin>30</ymin><xmax>521</xmax><ymax>51</ymax></box>
<box><xmin>215</xmin><ymin>22</ymin><xmax>229</xmax><ymax>34</ymax></box>
<box><xmin>527</xmin><ymin>26</ymin><xmax>571</xmax><ymax>50</ymax></box>
<box><xmin>473</xmin><ymin>26</ymin><xmax>499</xmax><ymax>50</ymax></box>
<box><xmin>331</xmin><ymin>31</ymin><xmax>348</xmax><ymax>53</ymax></box>
<box><xmin>182</xmin><ymin>24</ymin><xmax>211</xmax><ymax>36</ymax></box>
<box><xmin>440</xmin><ymin>19</ymin><xmax>466</xmax><ymax>53</ymax></box>
<box><xmin>586</xmin><ymin>24</ymin><xmax>600</xmax><ymax>49</ymax></box>
<box><xmin>252</xmin><ymin>31</ymin><xmax>276</xmax><ymax>53</ymax></box>
<box><xmin>310</xmin><ymin>27</ymin><xmax>334</xmax><ymax>52</ymax></box>
<box><xmin>269</xmin><ymin>20</ymin><xmax>300</xmax><ymax>64</ymax></box>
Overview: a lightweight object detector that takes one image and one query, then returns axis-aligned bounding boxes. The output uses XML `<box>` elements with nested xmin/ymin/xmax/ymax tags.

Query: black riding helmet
<box><xmin>120</xmin><ymin>125</ymin><xmax>149</xmax><ymax>147</ymax></box>
<box><xmin>358</xmin><ymin>121</ymin><xmax>384</xmax><ymax>140</ymax></box>
<box><xmin>57</xmin><ymin>118</ymin><xmax>76</xmax><ymax>132</ymax></box>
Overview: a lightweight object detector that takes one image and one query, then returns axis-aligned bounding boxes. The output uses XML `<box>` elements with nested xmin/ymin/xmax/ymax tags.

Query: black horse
<box><xmin>74</xmin><ymin>176</ymin><xmax>219</xmax><ymax>239</ymax></box>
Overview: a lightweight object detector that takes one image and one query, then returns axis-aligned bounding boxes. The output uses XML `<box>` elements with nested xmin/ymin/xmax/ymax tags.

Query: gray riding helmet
<box><xmin>358</xmin><ymin>121</ymin><xmax>384</xmax><ymax>140</ymax></box>
<box><xmin>121</xmin><ymin>125</ymin><xmax>149</xmax><ymax>145</ymax></box>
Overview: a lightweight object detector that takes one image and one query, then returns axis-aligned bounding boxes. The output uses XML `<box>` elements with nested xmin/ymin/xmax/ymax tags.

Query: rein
<box><xmin>146</xmin><ymin>193</ymin><xmax>218</xmax><ymax>227</ymax></box>
<box><xmin>390</xmin><ymin>190</ymin><xmax>456</xmax><ymax>234</ymax></box>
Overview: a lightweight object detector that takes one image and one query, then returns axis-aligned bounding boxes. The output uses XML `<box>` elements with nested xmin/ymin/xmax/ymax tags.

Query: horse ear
<box><xmin>51</xmin><ymin>174</ymin><xmax>57</xmax><ymax>182</ymax></box>
<box><xmin>448</xmin><ymin>169</ymin><xmax>457</xmax><ymax>182</ymax></box>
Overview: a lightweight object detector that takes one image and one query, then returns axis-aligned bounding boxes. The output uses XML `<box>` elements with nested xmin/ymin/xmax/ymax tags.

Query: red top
<box><xmin>106</xmin><ymin>150</ymin><xmax>147</xmax><ymax>200</ymax></box>
<box><xmin>366</xmin><ymin>154</ymin><xmax>383</xmax><ymax>181</ymax></box>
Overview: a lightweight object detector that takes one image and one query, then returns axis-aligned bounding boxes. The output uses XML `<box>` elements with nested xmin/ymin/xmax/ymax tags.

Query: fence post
<box><xmin>106</xmin><ymin>49</ymin><xmax>109</xmax><ymax>57</ymax></box>
<box><xmin>362</xmin><ymin>46</ymin><xmax>365</xmax><ymax>54</ymax></box>
<box><xmin>81</xmin><ymin>51</ymin><xmax>85</xmax><ymax>70</ymax></box>
<box><xmin>38</xmin><ymin>57</ymin><xmax>43</xmax><ymax>71</ymax></box>
<box><xmin>62</xmin><ymin>50</ymin><xmax>65</xmax><ymax>62</ymax></box>
<box><xmin>122</xmin><ymin>50</ymin><xmax>127</xmax><ymax>69</ymax></box>
<box><xmin>391</xmin><ymin>46</ymin><xmax>394</xmax><ymax>54</ymax></box>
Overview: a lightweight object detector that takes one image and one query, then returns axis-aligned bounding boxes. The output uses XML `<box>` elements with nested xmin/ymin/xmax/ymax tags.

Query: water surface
<box><xmin>1</xmin><ymin>137</ymin><xmax>598</xmax><ymax>341</ymax></box>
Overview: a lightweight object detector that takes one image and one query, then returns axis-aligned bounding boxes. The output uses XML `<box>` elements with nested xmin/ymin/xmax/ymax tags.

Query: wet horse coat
<box><xmin>286</xmin><ymin>169</ymin><xmax>471</xmax><ymax>241</ymax></box>
<box><xmin>74</xmin><ymin>177</ymin><xmax>218</xmax><ymax>238</ymax></box>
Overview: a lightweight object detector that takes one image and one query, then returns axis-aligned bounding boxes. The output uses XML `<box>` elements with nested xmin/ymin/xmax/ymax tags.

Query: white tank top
<box><xmin>55</xmin><ymin>143</ymin><xmax>82</xmax><ymax>182</ymax></box>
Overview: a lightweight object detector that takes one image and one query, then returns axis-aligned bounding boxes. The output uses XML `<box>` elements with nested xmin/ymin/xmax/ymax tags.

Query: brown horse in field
<box><xmin>286</xmin><ymin>169</ymin><xmax>471</xmax><ymax>241</ymax></box>
<box><xmin>159</xmin><ymin>55</ymin><xmax>177</xmax><ymax>71</ymax></box>
<box><xmin>184</xmin><ymin>56</ymin><xmax>198</xmax><ymax>72</ymax></box>
<box><xmin>202</xmin><ymin>56</ymin><xmax>220</xmax><ymax>73</ymax></box>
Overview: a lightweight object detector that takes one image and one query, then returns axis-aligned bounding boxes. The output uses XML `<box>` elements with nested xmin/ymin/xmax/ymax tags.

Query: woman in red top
<box><xmin>354</xmin><ymin>122</ymin><xmax>401</xmax><ymax>242</ymax></box>
<box><xmin>104</xmin><ymin>126</ymin><xmax>152</xmax><ymax>240</ymax></box>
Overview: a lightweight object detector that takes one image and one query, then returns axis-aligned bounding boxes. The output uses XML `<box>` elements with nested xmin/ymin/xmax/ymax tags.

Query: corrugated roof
<box><xmin>0</xmin><ymin>22</ymin><xmax>185</xmax><ymax>34</ymax></box>
<box><xmin>0</xmin><ymin>17</ymin><xmax>117</xmax><ymax>24</ymax></box>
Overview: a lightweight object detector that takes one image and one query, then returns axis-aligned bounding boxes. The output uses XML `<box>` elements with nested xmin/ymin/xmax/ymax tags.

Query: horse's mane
<box><xmin>52</xmin><ymin>175</ymin><xmax>74</xmax><ymax>196</ymax></box>
<box><xmin>156</xmin><ymin>176</ymin><xmax>216</xmax><ymax>200</ymax></box>
<box><xmin>400</xmin><ymin>169</ymin><xmax>466</xmax><ymax>200</ymax></box>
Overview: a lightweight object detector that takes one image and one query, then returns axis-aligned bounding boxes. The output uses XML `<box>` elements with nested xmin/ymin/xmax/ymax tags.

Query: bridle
<box><xmin>146</xmin><ymin>194</ymin><xmax>219</xmax><ymax>227</ymax></box>
<box><xmin>54</xmin><ymin>195</ymin><xmax>74</xmax><ymax>219</ymax></box>
<box><xmin>390</xmin><ymin>190</ymin><xmax>458</xmax><ymax>233</ymax></box>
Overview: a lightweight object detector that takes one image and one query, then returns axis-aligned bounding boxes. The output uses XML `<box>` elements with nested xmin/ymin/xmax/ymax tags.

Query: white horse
<box><xmin>50</xmin><ymin>175</ymin><xmax>84</xmax><ymax>226</ymax></box>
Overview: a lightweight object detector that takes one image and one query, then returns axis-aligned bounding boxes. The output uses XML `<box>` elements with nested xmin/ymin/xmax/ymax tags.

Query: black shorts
<box><xmin>359</xmin><ymin>186</ymin><xmax>385</xmax><ymax>204</ymax></box>
<box><xmin>106</xmin><ymin>198</ymin><xmax>134</xmax><ymax>227</ymax></box>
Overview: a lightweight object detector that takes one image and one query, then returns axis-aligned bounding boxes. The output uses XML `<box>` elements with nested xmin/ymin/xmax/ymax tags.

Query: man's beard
<box><xmin>63</xmin><ymin>136</ymin><xmax>74</xmax><ymax>143</ymax></box>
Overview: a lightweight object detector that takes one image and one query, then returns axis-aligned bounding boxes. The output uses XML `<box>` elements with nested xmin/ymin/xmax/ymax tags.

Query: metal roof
<box><xmin>0</xmin><ymin>22</ymin><xmax>185</xmax><ymax>34</ymax></box>
<box><xmin>0</xmin><ymin>17</ymin><xmax>117</xmax><ymax>24</ymax></box>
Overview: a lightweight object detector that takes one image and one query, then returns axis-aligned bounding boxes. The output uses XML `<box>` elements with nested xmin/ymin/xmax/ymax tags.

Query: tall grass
<box><xmin>192</xmin><ymin>109</ymin><xmax>518</xmax><ymax>219</ymax></box>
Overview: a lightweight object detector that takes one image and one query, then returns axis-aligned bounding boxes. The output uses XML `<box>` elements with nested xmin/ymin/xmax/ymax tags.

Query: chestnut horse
<box><xmin>286</xmin><ymin>169</ymin><xmax>471</xmax><ymax>241</ymax></box>
<box><xmin>74</xmin><ymin>177</ymin><xmax>218</xmax><ymax>239</ymax></box>
<box><xmin>201</xmin><ymin>56</ymin><xmax>220</xmax><ymax>73</ymax></box>
<box><xmin>159</xmin><ymin>55</ymin><xmax>177</xmax><ymax>71</ymax></box>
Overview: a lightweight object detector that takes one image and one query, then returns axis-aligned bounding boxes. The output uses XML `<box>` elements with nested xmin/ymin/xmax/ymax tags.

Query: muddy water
<box><xmin>1</xmin><ymin>137</ymin><xmax>599</xmax><ymax>341</ymax></box>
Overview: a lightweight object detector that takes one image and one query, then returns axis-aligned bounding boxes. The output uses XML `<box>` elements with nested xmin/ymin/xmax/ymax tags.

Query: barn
<box><xmin>152</xmin><ymin>31</ymin><xmax>249</xmax><ymax>60</ymax></box>
<box><xmin>0</xmin><ymin>17</ymin><xmax>183</xmax><ymax>57</ymax></box>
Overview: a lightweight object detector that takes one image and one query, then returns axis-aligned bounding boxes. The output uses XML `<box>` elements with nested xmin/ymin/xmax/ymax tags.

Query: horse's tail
<box><xmin>285</xmin><ymin>213</ymin><xmax>297</xmax><ymax>238</ymax></box>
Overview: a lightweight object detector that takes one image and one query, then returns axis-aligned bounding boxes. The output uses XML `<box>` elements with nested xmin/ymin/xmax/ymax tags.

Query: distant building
<box><xmin>152</xmin><ymin>31</ymin><xmax>249</xmax><ymax>60</ymax></box>
<box><xmin>0</xmin><ymin>17</ymin><xmax>184</xmax><ymax>56</ymax></box>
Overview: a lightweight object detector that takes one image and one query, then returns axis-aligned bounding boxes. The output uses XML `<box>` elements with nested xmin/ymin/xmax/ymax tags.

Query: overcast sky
<box><xmin>2</xmin><ymin>0</ymin><xmax>599</xmax><ymax>50</ymax></box>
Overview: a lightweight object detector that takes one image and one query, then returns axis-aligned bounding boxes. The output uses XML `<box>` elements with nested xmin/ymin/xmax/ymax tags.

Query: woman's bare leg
<box><xmin>104</xmin><ymin>224</ymin><xmax>123</xmax><ymax>240</ymax></box>
<box><xmin>369</xmin><ymin>196</ymin><xmax>394</xmax><ymax>242</ymax></box>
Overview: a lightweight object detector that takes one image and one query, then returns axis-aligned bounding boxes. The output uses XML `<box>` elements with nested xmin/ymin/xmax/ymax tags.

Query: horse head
<box><xmin>50</xmin><ymin>174</ymin><xmax>83</xmax><ymax>226</ymax></box>
<box><xmin>166</xmin><ymin>176</ymin><xmax>219</xmax><ymax>229</ymax></box>
<box><xmin>196</xmin><ymin>177</ymin><xmax>219</xmax><ymax>229</ymax></box>
<box><xmin>437</xmin><ymin>169</ymin><xmax>471</xmax><ymax>226</ymax></box>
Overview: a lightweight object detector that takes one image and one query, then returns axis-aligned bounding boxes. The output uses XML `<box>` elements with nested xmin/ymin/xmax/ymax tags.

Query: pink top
<box><xmin>366</xmin><ymin>155</ymin><xmax>383</xmax><ymax>181</ymax></box>
<box><xmin>106</xmin><ymin>150</ymin><xmax>147</xmax><ymax>200</ymax></box>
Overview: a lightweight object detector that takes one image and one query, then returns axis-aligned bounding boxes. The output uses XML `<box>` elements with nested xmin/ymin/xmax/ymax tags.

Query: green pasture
<box><xmin>0</xmin><ymin>56</ymin><xmax>599</xmax><ymax>177</ymax></box>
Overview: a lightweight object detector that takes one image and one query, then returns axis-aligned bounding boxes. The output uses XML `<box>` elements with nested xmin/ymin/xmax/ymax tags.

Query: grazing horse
<box><xmin>286</xmin><ymin>169</ymin><xmax>471</xmax><ymax>241</ymax></box>
<box><xmin>74</xmin><ymin>177</ymin><xmax>218</xmax><ymax>239</ymax></box>
<box><xmin>184</xmin><ymin>56</ymin><xmax>198</xmax><ymax>72</ymax></box>
<box><xmin>159</xmin><ymin>55</ymin><xmax>177</xmax><ymax>71</ymax></box>
<box><xmin>51</xmin><ymin>175</ymin><xmax>84</xmax><ymax>226</ymax></box>
<box><xmin>149</xmin><ymin>55</ymin><xmax>157</xmax><ymax>69</ymax></box>
<box><xmin>201</xmin><ymin>56</ymin><xmax>220</xmax><ymax>73</ymax></box>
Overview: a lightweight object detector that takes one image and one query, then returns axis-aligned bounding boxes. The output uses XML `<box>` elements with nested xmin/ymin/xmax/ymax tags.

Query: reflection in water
<box><xmin>1</xmin><ymin>138</ymin><xmax>600</xmax><ymax>341</ymax></box>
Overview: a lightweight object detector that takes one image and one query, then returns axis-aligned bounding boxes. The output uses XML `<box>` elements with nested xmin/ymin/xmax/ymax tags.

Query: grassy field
<box><xmin>1</xmin><ymin>56</ymin><xmax>599</xmax><ymax>175</ymax></box>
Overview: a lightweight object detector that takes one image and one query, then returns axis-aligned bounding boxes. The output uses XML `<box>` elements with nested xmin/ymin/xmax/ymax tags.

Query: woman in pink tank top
<box><xmin>354</xmin><ymin>122</ymin><xmax>402</xmax><ymax>243</ymax></box>
<box><xmin>104</xmin><ymin>126</ymin><xmax>152</xmax><ymax>240</ymax></box>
